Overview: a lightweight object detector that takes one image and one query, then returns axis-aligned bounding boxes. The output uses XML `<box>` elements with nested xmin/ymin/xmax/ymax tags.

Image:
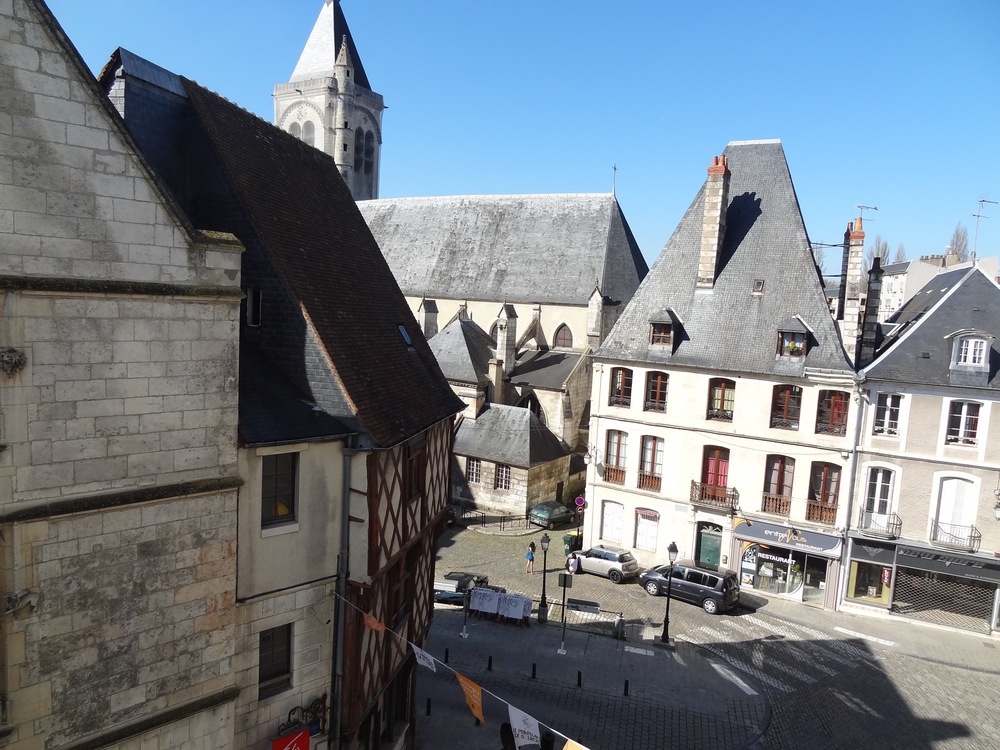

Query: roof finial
<box><xmin>612</xmin><ymin>163</ymin><xmax>617</xmax><ymax>196</ymax></box>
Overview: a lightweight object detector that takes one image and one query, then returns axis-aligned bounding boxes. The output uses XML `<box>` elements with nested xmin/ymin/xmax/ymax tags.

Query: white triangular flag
<box><xmin>508</xmin><ymin>705</ymin><xmax>541</xmax><ymax>748</ymax></box>
<box><xmin>411</xmin><ymin>644</ymin><xmax>436</xmax><ymax>672</ymax></box>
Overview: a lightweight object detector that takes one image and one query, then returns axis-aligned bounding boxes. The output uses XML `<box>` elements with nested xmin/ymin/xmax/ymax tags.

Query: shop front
<box><xmin>844</xmin><ymin>536</ymin><xmax>1000</xmax><ymax>634</ymax></box>
<box><xmin>732</xmin><ymin>517</ymin><xmax>843</xmax><ymax>608</ymax></box>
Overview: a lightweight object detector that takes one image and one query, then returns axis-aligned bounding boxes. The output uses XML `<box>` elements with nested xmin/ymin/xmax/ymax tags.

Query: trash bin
<box><xmin>563</xmin><ymin>530</ymin><xmax>582</xmax><ymax>556</ymax></box>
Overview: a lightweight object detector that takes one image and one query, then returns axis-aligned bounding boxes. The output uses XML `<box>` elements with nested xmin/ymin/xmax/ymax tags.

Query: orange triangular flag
<box><xmin>363</xmin><ymin>612</ymin><xmax>386</xmax><ymax>632</ymax></box>
<box><xmin>454</xmin><ymin>672</ymin><xmax>485</xmax><ymax>724</ymax></box>
<box><xmin>562</xmin><ymin>740</ymin><xmax>590</xmax><ymax>750</ymax></box>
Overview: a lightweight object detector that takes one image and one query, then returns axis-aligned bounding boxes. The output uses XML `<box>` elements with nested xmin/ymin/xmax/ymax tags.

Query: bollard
<box><xmin>488</xmin><ymin>655</ymin><xmax>493</xmax><ymax>671</ymax></box>
<box><xmin>531</xmin><ymin>663</ymin><xmax>537</xmax><ymax>680</ymax></box>
<box><xmin>444</xmin><ymin>648</ymin><xmax>449</xmax><ymax>664</ymax></box>
<box><xmin>577</xmin><ymin>671</ymin><xmax>582</xmax><ymax>687</ymax></box>
<box><xmin>426</xmin><ymin>698</ymin><xmax>432</xmax><ymax>716</ymax></box>
<box><xmin>624</xmin><ymin>679</ymin><xmax>629</xmax><ymax>697</ymax></box>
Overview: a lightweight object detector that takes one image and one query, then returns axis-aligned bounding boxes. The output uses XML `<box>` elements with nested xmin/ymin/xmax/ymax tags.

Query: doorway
<box><xmin>802</xmin><ymin>555</ymin><xmax>827</xmax><ymax>604</ymax></box>
<box><xmin>696</xmin><ymin>522</ymin><xmax>722</xmax><ymax>566</ymax></box>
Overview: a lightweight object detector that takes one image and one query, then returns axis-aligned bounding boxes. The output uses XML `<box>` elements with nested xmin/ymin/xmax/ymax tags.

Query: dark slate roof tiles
<box><xmin>596</xmin><ymin>140</ymin><xmax>852</xmax><ymax>377</ymax></box>
<box><xmin>453</xmin><ymin>405</ymin><xmax>570</xmax><ymax>468</ymax></box>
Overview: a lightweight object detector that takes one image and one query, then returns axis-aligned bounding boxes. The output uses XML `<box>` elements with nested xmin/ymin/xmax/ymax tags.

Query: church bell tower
<box><xmin>274</xmin><ymin>0</ymin><xmax>384</xmax><ymax>200</ymax></box>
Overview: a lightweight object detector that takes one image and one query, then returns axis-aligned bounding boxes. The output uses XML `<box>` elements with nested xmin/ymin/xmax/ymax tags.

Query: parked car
<box><xmin>433</xmin><ymin>571</ymin><xmax>488</xmax><ymax>605</ymax></box>
<box><xmin>527</xmin><ymin>501</ymin><xmax>576</xmax><ymax>530</ymax></box>
<box><xmin>639</xmin><ymin>559</ymin><xmax>740</xmax><ymax>614</ymax></box>
<box><xmin>569</xmin><ymin>545</ymin><xmax>640</xmax><ymax>583</ymax></box>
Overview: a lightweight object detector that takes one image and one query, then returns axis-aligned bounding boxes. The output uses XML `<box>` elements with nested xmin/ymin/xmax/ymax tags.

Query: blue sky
<box><xmin>48</xmin><ymin>1</ymin><xmax>1000</xmax><ymax>273</ymax></box>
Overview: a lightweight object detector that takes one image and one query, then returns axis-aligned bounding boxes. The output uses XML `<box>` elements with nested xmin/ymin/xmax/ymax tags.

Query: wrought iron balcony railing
<box><xmin>690</xmin><ymin>481</ymin><xmax>739</xmax><ymax>511</ymax></box>
<box><xmin>857</xmin><ymin>509</ymin><xmax>902</xmax><ymax>538</ymax></box>
<box><xmin>760</xmin><ymin>492</ymin><xmax>791</xmax><ymax>516</ymax></box>
<box><xmin>637</xmin><ymin>472</ymin><xmax>661</xmax><ymax>492</ymax></box>
<box><xmin>805</xmin><ymin>500</ymin><xmax>838</xmax><ymax>525</ymax></box>
<box><xmin>706</xmin><ymin>408</ymin><xmax>733</xmax><ymax>422</ymax></box>
<box><xmin>603</xmin><ymin>466</ymin><xmax>625</xmax><ymax>485</ymax></box>
<box><xmin>769</xmin><ymin>416</ymin><xmax>800</xmax><ymax>430</ymax></box>
<box><xmin>930</xmin><ymin>522</ymin><xmax>982</xmax><ymax>552</ymax></box>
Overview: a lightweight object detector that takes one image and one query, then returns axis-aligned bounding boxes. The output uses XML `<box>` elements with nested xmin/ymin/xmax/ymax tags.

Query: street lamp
<box><xmin>538</xmin><ymin>533</ymin><xmax>551</xmax><ymax>623</ymax></box>
<box><xmin>660</xmin><ymin>542</ymin><xmax>679</xmax><ymax>644</ymax></box>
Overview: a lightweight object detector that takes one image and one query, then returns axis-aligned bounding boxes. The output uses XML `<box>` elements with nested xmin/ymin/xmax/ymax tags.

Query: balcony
<box><xmin>930</xmin><ymin>522</ymin><xmax>982</xmax><ymax>552</ymax></box>
<box><xmin>814</xmin><ymin>422</ymin><xmax>847</xmax><ymax>437</ymax></box>
<box><xmin>637</xmin><ymin>472</ymin><xmax>661</xmax><ymax>492</ymax></box>
<box><xmin>706</xmin><ymin>408</ymin><xmax>733</xmax><ymax>422</ymax></box>
<box><xmin>608</xmin><ymin>395</ymin><xmax>631</xmax><ymax>408</ymax></box>
<box><xmin>805</xmin><ymin>500</ymin><xmax>838</xmax><ymax>525</ymax></box>
<box><xmin>857</xmin><ymin>509</ymin><xmax>902</xmax><ymax>539</ymax></box>
<box><xmin>690</xmin><ymin>481</ymin><xmax>739</xmax><ymax>511</ymax></box>
<box><xmin>769</xmin><ymin>416</ymin><xmax>799</xmax><ymax>430</ymax></box>
<box><xmin>603</xmin><ymin>466</ymin><xmax>625</xmax><ymax>485</ymax></box>
<box><xmin>760</xmin><ymin>492</ymin><xmax>791</xmax><ymax>516</ymax></box>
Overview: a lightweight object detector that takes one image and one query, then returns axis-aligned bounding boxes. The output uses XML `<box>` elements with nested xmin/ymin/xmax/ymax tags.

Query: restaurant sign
<box><xmin>734</xmin><ymin>517</ymin><xmax>842</xmax><ymax>557</ymax></box>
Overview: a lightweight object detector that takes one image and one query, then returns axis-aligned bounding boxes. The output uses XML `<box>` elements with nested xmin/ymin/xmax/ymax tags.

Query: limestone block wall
<box><xmin>1</xmin><ymin>491</ymin><xmax>238</xmax><ymax>748</ymax></box>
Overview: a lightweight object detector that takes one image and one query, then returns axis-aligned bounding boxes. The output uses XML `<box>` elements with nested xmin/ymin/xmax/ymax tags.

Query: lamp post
<box><xmin>660</xmin><ymin>542</ymin><xmax>679</xmax><ymax>644</ymax></box>
<box><xmin>538</xmin><ymin>533</ymin><xmax>551</xmax><ymax>623</ymax></box>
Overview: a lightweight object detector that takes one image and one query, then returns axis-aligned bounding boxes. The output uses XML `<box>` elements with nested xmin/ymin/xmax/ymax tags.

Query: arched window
<box><xmin>553</xmin><ymin>324</ymin><xmax>573</xmax><ymax>349</ymax></box>
<box><xmin>518</xmin><ymin>393</ymin><xmax>545</xmax><ymax>425</ymax></box>
<box><xmin>816</xmin><ymin>390</ymin><xmax>849</xmax><ymax>436</ymax></box>
<box><xmin>354</xmin><ymin>129</ymin><xmax>365</xmax><ymax>172</ymax></box>
<box><xmin>707</xmin><ymin>378</ymin><xmax>735</xmax><ymax>421</ymax></box>
<box><xmin>770</xmin><ymin>385</ymin><xmax>801</xmax><ymax>429</ymax></box>
<box><xmin>288</xmin><ymin>122</ymin><xmax>301</xmax><ymax>139</ymax></box>
<box><xmin>644</xmin><ymin>372</ymin><xmax>668</xmax><ymax>412</ymax></box>
<box><xmin>301</xmin><ymin>120</ymin><xmax>315</xmax><ymax>147</ymax></box>
<box><xmin>608</xmin><ymin>368</ymin><xmax>633</xmax><ymax>408</ymax></box>
<box><xmin>489</xmin><ymin>323</ymin><xmax>498</xmax><ymax>345</ymax></box>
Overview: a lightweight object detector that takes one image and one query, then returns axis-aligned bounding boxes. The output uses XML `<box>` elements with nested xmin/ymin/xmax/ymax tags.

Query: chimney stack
<box><xmin>857</xmin><ymin>257</ymin><xmax>883</xmax><ymax>367</ymax></box>
<box><xmin>496</xmin><ymin>304</ymin><xmax>517</xmax><ymax>376</ymax></box>
<box><xmin>839</xmin><ymin>217</ymin><xmax>866</xmax><ymax>364</ymax></box>
<box><xmin>696</xmin><ymin>155</ymin><xmax>731</xmax><ymax>288</ymax></box>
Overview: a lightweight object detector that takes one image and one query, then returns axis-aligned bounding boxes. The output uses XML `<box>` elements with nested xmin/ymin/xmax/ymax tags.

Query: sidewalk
<box><xmin>415</xmin><ymin>606</ymin><xmax>769</xmax><ymax>750</ymax></box>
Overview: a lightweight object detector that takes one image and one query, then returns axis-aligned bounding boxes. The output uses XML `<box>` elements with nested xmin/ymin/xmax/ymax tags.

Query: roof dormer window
<box><xmin>946</xmin><ymin>330</ymin><xmax>993</xmax><ymax>385</ymax></box>
<box><xmin>649</xmin><ymin>308</ymin><xmax>682</xmax><ymax>352</ymax></box>
<box><xmin>958</xmin><ymin>337</ymin><xmax>986</xmax><ymax>366</ymax></box>
<box><xmin>776</xmin><ymin>316</ymin><xmax>812</xmax><ymax>358</ymax></box>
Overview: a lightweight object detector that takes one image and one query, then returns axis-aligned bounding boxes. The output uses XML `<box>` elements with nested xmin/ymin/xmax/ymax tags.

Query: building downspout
<box><xmin>836</xmin><ymin>379</ymin><xmax>867</xmax><ymax>610</ymax></box>
<box><xmin>330</xmin><ymin>434</ymin><xmax>361</xmax><ymax>749</ymax></box>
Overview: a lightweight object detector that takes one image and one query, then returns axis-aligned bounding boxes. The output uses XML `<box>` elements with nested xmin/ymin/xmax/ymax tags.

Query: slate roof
<box><xmin>428</xmin><ymin>318</ymin><xmax>495</xmax><ymax>385</ymax></box>
<box><xmin>356</xmin><ymin>194</ymin><xmax>648</xmax><ymax>307</ymax></box>
<box><xmin>290</xmin><ymin>0</ymin><xmax>372</xmax><ymax>90</ymax></box>
<box><xmin>176</xmin><ymin>81</ymin><xmax>462</xmax><ymax>447</ymax></box>
<box><xmin>239</xmin><ymin>344</ymin><xmax>351</xmax><ymax>446</ymax></box>
<box><xmin>596</xmin><ymin>140</ymin><xmax>852</xmax><ymax>376</ymax></box>
<box><xmin>453</xmin><ymin>405</ymin><xmax>570</xmax><ymax>468</ymax></box>
<box><xmin>509</xmin><ymin>350</ymin><xmax>585</xmax><ymax>392</ymax></box>
<box><xmin>865</xmin><ymin>266</ymin><xmax>1000</xmax><ymax>388</ymax></box>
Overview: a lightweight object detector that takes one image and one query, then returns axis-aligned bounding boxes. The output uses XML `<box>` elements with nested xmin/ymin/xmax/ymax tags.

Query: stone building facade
<box><xmin>0</xmin><ymin>1</ymin><xmax>243</xmax><ymax>747</ymax></box>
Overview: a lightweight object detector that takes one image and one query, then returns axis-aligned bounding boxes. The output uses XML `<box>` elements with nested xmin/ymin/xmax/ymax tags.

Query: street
<box><xmin>416</xmin><ymin>522</ymin><xmax>1000</xmax><ymax>749</ymax></box>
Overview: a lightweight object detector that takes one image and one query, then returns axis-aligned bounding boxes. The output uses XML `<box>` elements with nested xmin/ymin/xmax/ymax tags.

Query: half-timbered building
<box><xmin>100</xmin><ymin>48</ymin><xmax>462</xmax><ymax>750</ymax></box>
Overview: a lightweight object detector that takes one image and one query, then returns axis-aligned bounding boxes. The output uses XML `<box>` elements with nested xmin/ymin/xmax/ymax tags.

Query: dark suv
<box><xmin>570</xmin><ymin>545</ymin><xmax>640</xmax><ymax>583</ymax></box>
<box><xmin>638</xmin><ymin>559</ymin><xmax>740</xmax><ymax>614</ymax></box>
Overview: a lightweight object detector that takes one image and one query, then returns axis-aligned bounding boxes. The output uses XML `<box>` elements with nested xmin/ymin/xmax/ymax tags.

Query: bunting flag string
<box><xmin>332</xmin><ymin>588</ymin><xmax>589</xmax><ymax>748</ymax></box>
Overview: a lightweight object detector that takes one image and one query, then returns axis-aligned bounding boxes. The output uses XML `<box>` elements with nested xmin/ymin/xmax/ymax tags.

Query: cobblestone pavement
<box><xmin>416</xmin><ymin>520</ymin><xmax>1000</xmax><ymax>749</ymax></box>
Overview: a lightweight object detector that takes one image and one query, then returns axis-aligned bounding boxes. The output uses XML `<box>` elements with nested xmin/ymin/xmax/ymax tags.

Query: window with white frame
<box><xmin>873</xmin><ymin>393</ymin><xmax>901</xmax><ymax>436</ymax></box>
<box><xmin>865</xmin><ymin>467</ymin><xmax>894</xmax><ymax>514</ymax></box>
<box><xmin>957</xmin><ymin>337</ymin><xmax>987</xmax><ymax>366</ymax></box>
<box><xmin>494</xmin><ymin>463</ymin><xmax>511</xmax><ymax>490</ymax></box>
<box><xmin>945</xmin><ymin>401</ymin><xmax>981</xmax><ymax>445</ymax></box>
<box><xmin>466</xmin><ymin>458</ymin><xmax>481</xmax><ymax>484</ymax></box>
<box><xmin>604</xmin><ymin>430</ymin><xmax>627</xmax><ymax>484</ymax></box>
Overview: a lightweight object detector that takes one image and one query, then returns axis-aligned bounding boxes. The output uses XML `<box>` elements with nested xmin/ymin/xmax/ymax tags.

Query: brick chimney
<box><xmin>839</xmin><ymin>217</ymin><xmax>866</xmax><ymax>364</ymax></box>
<box><xmin>696</xmin><ymin>155</ymin><xmax>731</xmax><ymax>288</ymax></box>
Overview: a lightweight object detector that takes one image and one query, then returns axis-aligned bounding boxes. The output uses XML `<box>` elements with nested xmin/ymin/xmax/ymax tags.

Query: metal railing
<box><xmin>706</xmin><ymin>408</ymin><xmax>733</xmax><ymax>422</ymax></box>
<box><xmin>930</xmin><ymin>522</ymin><xmax>982</xmax><ymax>552</ymax></box>
<box><xmin>603</xmin><ymin>466</ymin><xmax>626</xmax><ymax>485</ymax></box>
<box><xmin>690</xmin><ymin>481</ymin><xmax>739</xmax><ymax>511</ymax></box>
<box><xmin>857</xmin><ymin>509</ymin><xmax>902</xmax><ymax>538</ymax></box>
<box><xmin>805</xmin><ymin>500</ymin><xmax>838</xmax><ymax>524</ymax></box>
<box><xmin>760</xmin><ymin>492</ymin><xmax>791</xmax><ymax>516</ymax></box>
<box><xmin>769</xmin><ymin>416</ymin><xmax>799</xmax><ymax>430</ymax></box>
<box><xmin>637</xmin><ymin>472</ymin><xmax>661</xmax><ymax>492</ymax></box>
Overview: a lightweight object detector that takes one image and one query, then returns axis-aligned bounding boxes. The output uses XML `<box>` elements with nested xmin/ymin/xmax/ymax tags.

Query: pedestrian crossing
<box><xmin>677</xmin><ymin>613</ymin><xmax>888</xmax><ymax>694</ymax></box>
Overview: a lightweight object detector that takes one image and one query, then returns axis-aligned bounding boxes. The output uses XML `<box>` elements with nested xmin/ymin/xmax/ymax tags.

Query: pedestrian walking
<box><xmin>525</xmin><ymin>541</ymin><xmax>536</xmax><ymax>574</ymax></box>
<box><xmin>566</xmin><ymin>554</ymin><xmax>578</xmax><ymax>575</ymax></box>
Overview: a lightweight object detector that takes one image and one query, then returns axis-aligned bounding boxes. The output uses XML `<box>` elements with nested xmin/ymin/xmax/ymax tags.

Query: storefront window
<box><xmin>740</xmin><ymin>544</ymin><xmax>805</xmax><ymax>596</ymax></box>
<box><xmin>847</xmin><ymin>561</ymin><xmax>892</xmax><ymax>606</ymax></box>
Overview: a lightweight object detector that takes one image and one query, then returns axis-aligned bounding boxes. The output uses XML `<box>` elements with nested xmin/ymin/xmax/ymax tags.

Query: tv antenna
<box><xmin>972</xmin><ymin>198</ymin><xmax>998</xmax><ymax>260</ymax></box>
<box><xmin>856</xmin><ymin>204</ymin><xmax>878</xmax><ymax>222</ymax></box>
